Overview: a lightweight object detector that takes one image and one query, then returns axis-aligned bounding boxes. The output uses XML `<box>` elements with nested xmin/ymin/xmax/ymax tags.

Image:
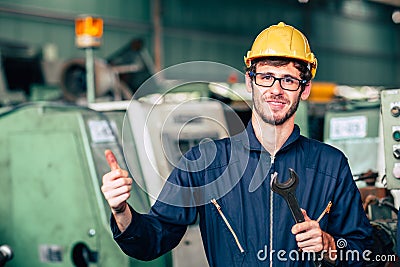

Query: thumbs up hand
<box><xmin>101</xmin><ymin>149</ymin><xmax>132</xmax><ymax>215</ymax></box>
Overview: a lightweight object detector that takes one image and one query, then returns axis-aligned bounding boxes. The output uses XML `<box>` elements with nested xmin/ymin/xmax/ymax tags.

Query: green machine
<box><xmin>323</xmin><ymin>102</ymin><xmax>381</xmax><ymax>179</ymax></box>
<box><xmin>0</xmin><ymin>102</ymin><xmax>171</xmax><ymax>267</ymax></box>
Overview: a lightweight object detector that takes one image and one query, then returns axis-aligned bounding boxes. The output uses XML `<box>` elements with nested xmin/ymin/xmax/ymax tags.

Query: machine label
<box><xmin>386</xmin><ymin>90</ymin><xmax>399</xmax><ymax>95</ymax></box>
<box><xmin>330</xmin><ymin>116</ymin><xmax>367</xmax><ymax>140</ymax></box>
<box><xmin>39</xmin><ymin>244</ymin><xmax>63</xmax><ymax>263</ymax></box>
<box><xmin>88</xmin><ymin>120</ymin><xmax>117</xmax><ymax>143</ymax></box>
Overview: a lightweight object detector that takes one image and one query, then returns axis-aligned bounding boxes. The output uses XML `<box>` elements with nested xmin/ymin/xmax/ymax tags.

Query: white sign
<box><xmin>329</xmin><ymin>116</ymin><xmax>367</xmax><ymax>140</ymax></box>
<box><xmin>88</xmin><ymin>120</ymin><xmax>117</xmax><ymax>143</ymax></box>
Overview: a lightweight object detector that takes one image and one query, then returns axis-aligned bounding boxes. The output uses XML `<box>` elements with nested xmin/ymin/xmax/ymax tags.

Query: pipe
<box><xmin>85</xmin><ymin>48</ymin><xmax>95</xmax><ymax>104</ymax></box>
<box><xmin>152</xmin><ymin>0</ymin><xmax>162</xmax><ymax>72</ymax></box>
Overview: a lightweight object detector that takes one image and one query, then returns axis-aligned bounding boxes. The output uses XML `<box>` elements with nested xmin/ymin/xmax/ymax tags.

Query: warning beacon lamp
<box><xmin>74</xmin><ymin>15</ymin><xmax>103</xmax><ymax>104</ymax></box>
<box><xmin>75</xmin><ymin>15</ymin><xmax>103</xmax><ymax>48</ymax></box>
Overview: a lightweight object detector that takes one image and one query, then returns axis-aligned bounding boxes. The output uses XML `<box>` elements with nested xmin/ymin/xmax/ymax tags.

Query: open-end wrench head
<box><xmin>271</xmin><ymin>168</ymin><xmax>299</xmax><ymax>194</ymax></box>
<box><xmin>288</xmin><ymin>168</ymin><xmax>299</xmax><ymax>185</ymax></box>
<box><xmin>271</xmin><ymin>168</ymin><xmax>305</xmax><ymax>223</ymax></box>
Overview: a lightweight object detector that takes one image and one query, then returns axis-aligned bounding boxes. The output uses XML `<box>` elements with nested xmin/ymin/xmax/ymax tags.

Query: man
<box><xmin>101</xmin><ymin>22</ymin><xmax>372</xmax><ymax>266</ymax></box>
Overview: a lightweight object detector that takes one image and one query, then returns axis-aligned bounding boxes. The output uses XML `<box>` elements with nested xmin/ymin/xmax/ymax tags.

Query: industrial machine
<box><xmin>323</xmin><ymin>101</ymin><xmax>381</xmax><ymax>180</ymax></box>
<box><xmin>0</xmin><ymin>102</ymin><xmax>171</xmax><ymax>267</ymax></box>
<box><xmin>323</xmin><ymin>88</ymin><xmax>400</xmax><ymax>266</ymax></box>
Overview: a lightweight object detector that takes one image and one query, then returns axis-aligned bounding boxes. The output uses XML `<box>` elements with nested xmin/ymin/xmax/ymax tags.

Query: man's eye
<box><xmin>260</xmin><ymin>74</ymin><xmax>273</xmax><ymax>80</ymax></box>
<box><xmin>283</xmin><ymin>77</ymin><xmax>295</xmax><ymax>84</ymax></box>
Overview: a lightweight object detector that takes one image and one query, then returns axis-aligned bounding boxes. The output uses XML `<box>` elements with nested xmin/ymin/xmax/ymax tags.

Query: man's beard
<box><xmin>252</xmin><ymin>90</ymin><xmax>302</xmax><ymax>126</ymax></box>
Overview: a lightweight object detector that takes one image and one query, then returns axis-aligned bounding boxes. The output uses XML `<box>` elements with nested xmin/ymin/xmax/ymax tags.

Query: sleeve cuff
<box><xmin>110</xmin><ymin>205</ymin><xmax>141</xmax><ymax>240</ymax></box>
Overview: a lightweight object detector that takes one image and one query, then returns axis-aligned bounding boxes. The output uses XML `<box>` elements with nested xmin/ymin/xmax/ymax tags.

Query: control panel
<box><xmin>381</xmin><ymin>89</ymin><xmax>400</xmax><ymax>189</ymax></box>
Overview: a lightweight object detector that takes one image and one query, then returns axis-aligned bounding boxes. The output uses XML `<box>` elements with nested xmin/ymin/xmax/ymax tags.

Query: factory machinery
<box><xmin>0</xmin><ymin>101</ymin><xmax>168</xmax><ymax>267</ymax></box>
<box><xmin>0</xmin><ymin>26</ymin><xmax>399</xmax><ymax>266</ymax></box>
<box><xmin>323</xmin><ymin>88</ymin><xmax>400</xmax><ymax>266</ymax></box>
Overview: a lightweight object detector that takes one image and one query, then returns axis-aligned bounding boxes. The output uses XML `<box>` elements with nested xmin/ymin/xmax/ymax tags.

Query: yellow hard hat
<box><xmin>244</xmin><ymin>22</ymin><xmax>317</xmax><ymax>79</ymax></box>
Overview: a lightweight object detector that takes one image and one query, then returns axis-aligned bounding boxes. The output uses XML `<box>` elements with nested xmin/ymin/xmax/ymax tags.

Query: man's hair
<box><xmin>246</xmin><ymin>56</ymin><xmax>313</xmax><ymax>82</ymax></box>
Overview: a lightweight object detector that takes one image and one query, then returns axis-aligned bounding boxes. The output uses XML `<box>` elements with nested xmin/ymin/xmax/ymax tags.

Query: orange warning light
<box><xmin>75</xmin><ymin>16</ymin><xmax>103</xmax><ymax>48</ymax></box>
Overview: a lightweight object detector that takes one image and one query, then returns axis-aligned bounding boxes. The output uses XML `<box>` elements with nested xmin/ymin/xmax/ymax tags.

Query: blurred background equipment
<box><xmin>321</xmin><ymin>86</ymin><xmax>400</xmax><ymax>266</ymax></box>
<box><xmin>60</xmin><ymin>57</ymin><xmax>115</xmax><ymax>102</ymax></box>
<box><xmin>0</xmin><ymin>244</ymin><xmax>13</xmax><ymax>267</ymax></box>
<box><xmin>323</xmin><ymin>99</ymin><xmax>381</xmax><ymax>184</ymax></box>
<box><xmin>0</xmin><ymin>102</ymin><xmax>172</xmax><ymax>267</ymax></box>
<box><xmin>106</xmin><ymin>38</ymin><xmax>156</xmax><ymax>97</ymax></box>
<box><xmin>0</xmin><ymin>39</ymin><xmax>39</xmax><ymax>105</ymax></box>
<box><xmin>0</xmin><ymin>36</ymin><xmax>155</xmax><ymax>105</ymax></box>
<box><xmin>59</xmin><ymin>38</ymin><xmax>157</xmax><ymax>104</ymax></box>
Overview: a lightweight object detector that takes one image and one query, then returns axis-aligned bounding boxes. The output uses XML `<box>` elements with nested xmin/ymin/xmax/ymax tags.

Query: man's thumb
<box><xmin>105</xmin><ymin>149</ymin><xmax>120</xmax><ymax>170</ymax></box>
<box><xmin>301</xmin><ymin>208</ymin><xmax>311</xmax><ymax>221</ymax></box>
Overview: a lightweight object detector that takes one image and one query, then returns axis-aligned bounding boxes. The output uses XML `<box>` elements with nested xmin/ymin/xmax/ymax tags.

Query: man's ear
<box><xmin>245</xmin><ymin>72</ymin><xmax>252</xmax><ymax>93</ymax></box>
<box><xmin>301</xmin><ymin>81</ymin><xmax>312</xmax><ymax>101</ymax></box>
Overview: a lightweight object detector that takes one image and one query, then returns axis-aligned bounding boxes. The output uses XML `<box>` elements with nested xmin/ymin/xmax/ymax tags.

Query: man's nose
<box><xmin>269</xmin><ymin>79</ymin><xmax>284</xmax><ymax>95</ymax></box>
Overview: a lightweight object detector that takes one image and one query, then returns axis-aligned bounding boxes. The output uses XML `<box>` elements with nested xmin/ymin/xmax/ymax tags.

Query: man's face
<box><xmin>248</xmin><ymin>62</ymin><xmax>310</xmax><ymax>126</ymax></box>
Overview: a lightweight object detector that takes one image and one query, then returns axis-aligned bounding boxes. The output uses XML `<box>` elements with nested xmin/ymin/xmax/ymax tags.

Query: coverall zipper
<box><xmin>270</xmin><ymin>154</ymin><xmax>276</xmax><ymax>267</ymax></box>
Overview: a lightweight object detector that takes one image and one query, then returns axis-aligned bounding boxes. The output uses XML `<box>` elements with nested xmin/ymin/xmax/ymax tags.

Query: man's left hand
<box><xmin>291</xmin><ymin>209</ymin><xmax>336</xmax><ymax>263</ymax></box>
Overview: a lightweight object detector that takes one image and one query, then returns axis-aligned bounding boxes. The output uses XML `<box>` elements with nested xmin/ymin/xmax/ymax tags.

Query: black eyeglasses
<box><xmin>249</xmin><ymin>71</ymin><xmax>307</xmax><ymax>91</ymax></box>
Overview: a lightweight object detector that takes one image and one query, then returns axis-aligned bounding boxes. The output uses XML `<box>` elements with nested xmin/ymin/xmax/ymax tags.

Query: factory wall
<box><xmin>0</xmin><ymin>0</ymin><xmax>399</xmax><ymax>87</ymax></box>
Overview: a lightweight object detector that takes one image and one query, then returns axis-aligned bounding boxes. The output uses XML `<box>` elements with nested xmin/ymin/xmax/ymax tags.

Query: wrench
<box><xmin>271</xmin><ymin>168</ymin><xmax>305</xmax><ymax>223</ymax></box>
<box><xmin>271</xmin><ymin>169</ymin><xmax>323</xmax><ymax>266</ymax></box>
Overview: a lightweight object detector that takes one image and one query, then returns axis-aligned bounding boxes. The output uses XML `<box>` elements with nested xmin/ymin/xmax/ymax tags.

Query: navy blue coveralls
<box><xmin>111</xmin><ymin>122</ymin><xmax>372</xmax><ymax>266</ymax></box>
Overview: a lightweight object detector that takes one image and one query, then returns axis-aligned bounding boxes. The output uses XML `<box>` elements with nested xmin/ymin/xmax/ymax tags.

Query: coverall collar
<box><xmin>241</xmin><ymin>120</ymin><xmax>301</xmax><ymax>152</ymax></box>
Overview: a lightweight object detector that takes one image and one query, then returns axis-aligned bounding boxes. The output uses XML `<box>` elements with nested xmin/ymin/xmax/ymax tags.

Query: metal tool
<box><xmin>271</xmin><ymin>169</ymin><xmax>323</xmax><ymax>267</ymax></box>
<box><xmin>271</xmin><ymin>168</ymin><xmax>305</xmax><ymax>223</ymax></box>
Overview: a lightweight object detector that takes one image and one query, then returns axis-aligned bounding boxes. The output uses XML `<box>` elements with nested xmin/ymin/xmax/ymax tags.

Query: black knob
<box><xmin>391</xmin><ymin>106</ymin><xmax>400</xmax><ymax>117</ymax></box>
<box><xmin>71</xmin><ymin>242</ymin><xmax>98</xmax><ymax>267</ymax></box>
<box><xmin>394</xmin><ymin>149</ymin><xmax>400</xmax><ymax>159</ymax></box>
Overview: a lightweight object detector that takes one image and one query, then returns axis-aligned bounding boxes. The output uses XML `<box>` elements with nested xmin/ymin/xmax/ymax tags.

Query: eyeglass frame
<box><xmin>249</xmin><ymin>71</ymin><xmax>308</xmax><ymax>92</ymax></box>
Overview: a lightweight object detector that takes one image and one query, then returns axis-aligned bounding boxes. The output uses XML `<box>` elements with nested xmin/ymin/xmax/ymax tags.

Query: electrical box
<box><xmin>381</xmin><ymin>89</ymin><xmax>400</xmax><ymax>189</ymax></box>
<box><xmin>323</xmin><ymin>105</ymin><xmax>380</xmax><ymax>177</ymax></box>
